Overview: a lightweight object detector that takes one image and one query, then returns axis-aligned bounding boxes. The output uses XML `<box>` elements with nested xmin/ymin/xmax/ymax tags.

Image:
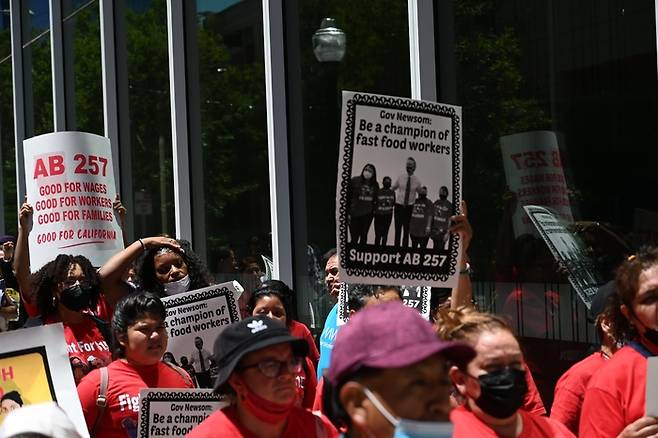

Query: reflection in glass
<box><xmin>124</xmin><ymin>0</ymin><xmax>174</xmax><ymax>237</ymax></box>
<box><xmin>285</xmin><ymin>0</ymin><xmax>411</xmax><ymax>329</ymax></box>
<box><xmin>0</xmin><ymin>1</ymin><xmax>16</xmax><ymax>233</ymax></box>
<box><xmin>191</xmin><ymin>0</ymin><xmax>270</xmax><ymax>315</ymax></box>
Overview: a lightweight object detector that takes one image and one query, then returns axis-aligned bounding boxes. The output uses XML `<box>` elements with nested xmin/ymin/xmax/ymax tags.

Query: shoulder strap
<box><xmin>92</xmin><ymin>367</ymin><xmax>109</xmax><ymax>436</ymax></box>
<box><xmin>629</xmin><ymin>341</ymin><xmax>655</xmax><ymax>358</ymax></box>
<box><xmin>163</xmin><ymin>361</ymin><xmax>195</xmax><ymax>388</ymax></box>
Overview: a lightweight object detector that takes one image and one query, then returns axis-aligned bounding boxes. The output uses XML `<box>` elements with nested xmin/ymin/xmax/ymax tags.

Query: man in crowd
<box><xmin>189</xmin><ymin>336</ymin><xmax>214</xmax><ymax>387</ymax></box>
<box><xmin>316</xmin><ymin>249</ymin><xmax>342</xmax><ymax>379</ymax></box>
<box><xmin>392</xmin><ymin>157</ymin><xmax>422</xmax><ymax>248</ymax></box>
<box><xmin>327</xmin><ymin>301</ymin><xmax>475</xmax><ymax>437</ymax></box>
<box><xmin>431</xmin><ymin>186</ymin><xmax>453</xmax><ymax>250</ymax></box>
<box><xmin>409</xmin><ymin>186</ymin><xmax>433</xmax><ymax>249</ymax></box>
<box><xmin>374</xmin><ymin>176</ymin><xmax>395</xmax><ymax>246</ymax></box>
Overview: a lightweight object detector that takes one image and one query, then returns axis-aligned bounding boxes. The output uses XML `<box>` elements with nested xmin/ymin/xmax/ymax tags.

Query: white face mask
<box><xmin>362</xmin><ymin>387</ymin><xmax>454</xmax><ymax>438</ymax></box>
<box><xmin>163</xmin><ymin>275</ymin><xmax>190</xmax><ymax>296</ymax></box>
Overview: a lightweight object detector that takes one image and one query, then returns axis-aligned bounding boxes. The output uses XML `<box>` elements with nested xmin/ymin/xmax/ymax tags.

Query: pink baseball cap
<box><xmin>327</xmin><ymin>301</ymin><xmax>475</xmax><ymax>385</ymax></box>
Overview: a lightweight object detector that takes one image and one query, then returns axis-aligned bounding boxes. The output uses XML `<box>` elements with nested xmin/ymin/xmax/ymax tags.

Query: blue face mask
<box><xmin>362</xmin><ymin>387</ymin><xmax>454</xmax><ymax>438</ymax></box>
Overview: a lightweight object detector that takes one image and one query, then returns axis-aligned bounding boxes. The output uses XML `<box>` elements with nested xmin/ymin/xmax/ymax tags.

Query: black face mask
<box><xmin>60</xmin><ymin>283</ymin><xmax>94</xmax><ymax>311</ymax></box>
<box><xmin>474</xmin><ymin>368</ymin><xmax>528</xmax><ymax>419</ymax></box>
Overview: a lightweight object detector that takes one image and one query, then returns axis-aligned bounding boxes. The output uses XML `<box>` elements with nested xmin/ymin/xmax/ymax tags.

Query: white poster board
<box><xmin>137</xmin><ymin>389</ymin><xmax>228</xmax><ymax>437</ymax></box>
<box><xmin>500</xmin><ymin>131</ymin><xmax>573</xmax><ymax>237</ymax></box>
<box><xmin>523</xmin><ymin>205</ymin><xmax>603</xmax><ymax>308</ymax></box>
<box><xmin>0</xmin><ymin>324</ymin><xmax>89</xmax><ymax>437</ymax></box>
<box><xmin>161</xmin><ymin>282</ymin><xmax>242</xmax><ymax>387</ymax></box>
<box><xmin>647</xmin><ymin>357</ymin><xmax>658</xmax><ymax>418</ymax></box>
<box><xmin>337</xmin><ymin>283</ymin><xmax>432</xmax><ymax>325</ymax></box>
<box><xmin>23</xmin><ymin>131</ymin><xmax>123</xmax><ymax>271</ymax></box>
<box><xmin>336</xmin><ymin>91</ymin><xmax>463</xmax><ymax>288</ymax></box>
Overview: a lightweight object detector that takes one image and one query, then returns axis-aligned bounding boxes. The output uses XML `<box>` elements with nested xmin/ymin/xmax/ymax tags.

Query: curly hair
<box><xmin>31</xmin><ymin>254</ymin><xmax>101</xmax><ymax>318</ymax></box>
<box><xmin>611</xmin><ymin>246</ymin><xmax>658</xmax><ymax>342</ymax></box>
<box><xmin>136</xmin><ymin>239</ymin><xmax>213</xmax><ymax>297</ymax></box>
<box><xmin>246</xmin><ymin>280</ymin><xmax>297</xmax><ymax>325</ymax></box>
<box><xmin>435</xmin><ymin>306</ymin><xmax>514</xmax><ymax>348</ymax></box>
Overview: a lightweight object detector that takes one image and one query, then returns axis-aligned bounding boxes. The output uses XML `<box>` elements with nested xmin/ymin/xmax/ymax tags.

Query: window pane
<box><xmin>438</xmin><ymin>0</ymin><xmax>658</xmax><ymax>406</ymax></box>
<box><xmin>63</xmin><ymin>0</ymin><xmax>103</xmax><ymax>134</ymax></box>
<box><xmin>285</xmin><ymin>0</ymin><xmax>411</xmax><ymax>329</ymax></box>
<box><xmin>0</xmin><ymin>0</ymin><xmax>16</xmax><ymax>234</ymax></box>
<box><xmin>190</xmin><ymin>0</ymin><xmax>270</xmax><ymax>315</ymax></box>
<box><xmin>23</xmin><ymin>0</ymin><xmax>53</xmax><ymax>137</ymax></box>
<box><xmin>125</xmin><ymin>0</ymin><xmax>174</xmax><ymax>237</ymax></box>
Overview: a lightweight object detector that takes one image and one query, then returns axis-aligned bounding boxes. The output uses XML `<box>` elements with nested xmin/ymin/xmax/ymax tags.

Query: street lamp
<box><xmin>312</xmin><ymin>18</ymin><xmax>346</xmax><ymax>62</ymax></box>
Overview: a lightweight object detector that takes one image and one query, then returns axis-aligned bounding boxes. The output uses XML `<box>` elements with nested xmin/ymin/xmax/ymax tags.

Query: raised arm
<box><xmin>98</xmin><ymin>236</ymin><xmax>182</xmax><ymax>305</ymax></box>
<box><xmin>14</xmin><ymin>202</ymin><xmax>34</xmax><ymax>307</ymax></box>
<box><xmin>449</xmin><ymin>201</ymin><xmax>473</xmax><ymax>309</ymax></box>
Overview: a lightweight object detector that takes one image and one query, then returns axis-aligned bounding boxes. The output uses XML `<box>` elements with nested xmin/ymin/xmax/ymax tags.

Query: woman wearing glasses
<box><xmin>188</xmin><ymin>316</ymin><xmax>337</xmax><ymax>437</ymax></box>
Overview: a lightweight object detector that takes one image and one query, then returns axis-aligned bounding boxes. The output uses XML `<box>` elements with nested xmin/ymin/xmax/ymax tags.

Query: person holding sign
<box><xmin>99</xmin><ymin>236</ymin><xmax>213</xmax><ymax>299</ymax></box>
<box><xmin>247</xmin><ymin>280</ymin><xmax>319</xmax><ymax>409</ymax></box>
<box><xmin>347</xmin><ymin>163</ymin><xmax>379</xmax><ymax>245</ymax></box>
<box><xmin>77</xmin><ymin>292</ymin><xmax>194</xmax><ymax>438</ymax></box>
<box><xmin>435</xmin><ymin>308</ymin><xmax>574</xmax><ymax>437</ymax></box>
<box><xmin>188</xmin><ymin>316</ymin><xmax>336</xmax><ymax>437</ymax></box>
<box><xmin>580</xmin><ymin>249</ymin><xmax>658</xmax><ymax>437</ymax></box>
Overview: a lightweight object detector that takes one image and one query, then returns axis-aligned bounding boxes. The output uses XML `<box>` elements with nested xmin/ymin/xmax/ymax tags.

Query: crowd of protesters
<box><xmin>0</xmin><ymin>197</ymin><xmax>657</xmax><ymax>438</ymax></box>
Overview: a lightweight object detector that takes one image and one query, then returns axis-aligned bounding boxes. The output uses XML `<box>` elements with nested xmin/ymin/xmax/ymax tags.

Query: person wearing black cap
<box><xmin>188</xmin><ymin>316</ymin><xmax>337</xmax><ymax>437</ymax></box>
<box><xmin>0</xmin><ymin>390</ymin><xmax>23</xmax><ymax>415</ymax></box>
<box><xmin>550</xmin><ymin>280</ymin><xmax>621</xmax><ymax>434</ymax></box>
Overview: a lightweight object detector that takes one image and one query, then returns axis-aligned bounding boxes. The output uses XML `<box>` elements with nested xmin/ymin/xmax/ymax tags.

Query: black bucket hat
<box><xmin>213</xmin><ymin>316</ymin><xmax>308</xmax><ymax>393</ymax></box>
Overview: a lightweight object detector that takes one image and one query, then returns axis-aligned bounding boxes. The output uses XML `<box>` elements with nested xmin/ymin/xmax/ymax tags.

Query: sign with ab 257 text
<box><xmin>336</xmin><ymin>91</ymin><xmax>463</xmax><ymax>287</ymax></box>
<box><xmin>23</xmin><ymin>131</ymin><xmax>122</xmax><ymax>271</ymax></box>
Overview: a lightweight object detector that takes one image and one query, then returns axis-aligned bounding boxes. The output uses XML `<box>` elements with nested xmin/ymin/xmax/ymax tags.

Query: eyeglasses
<box><xmin>239</xmin><ymin>357</ymin><xmax>303</xmax><ymax>378</ymax></box>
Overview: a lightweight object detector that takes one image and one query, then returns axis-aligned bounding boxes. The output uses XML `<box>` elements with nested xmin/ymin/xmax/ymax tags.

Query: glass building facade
<box><xmin>1</xmin><ymin>0</ymin><xmax>657</xmax><ymax>407</ymax></box>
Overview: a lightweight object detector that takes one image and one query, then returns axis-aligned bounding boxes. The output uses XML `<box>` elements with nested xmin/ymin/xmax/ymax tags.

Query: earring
<box><xmin>52</xmin><ymin>295</ymin><xmax>58</xmax><ymax>307</ymax></box>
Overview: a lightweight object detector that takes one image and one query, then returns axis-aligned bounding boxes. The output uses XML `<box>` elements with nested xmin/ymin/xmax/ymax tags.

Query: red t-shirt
<box><xmin>289</xmin><ymin>320</ymin><xmax>320</xmax><ymax>365</ymax></box>
<box><xmin>44</xmin><ymin>313</ymin><xmax>113</xmax><ymax>378</ymax></box>
<box><xmin>550</xmin><ymin>351</ymin><xmax>607</xmax><ymax>434</ymax></box>
<box><xmin>580</xmin><ymin>346</ymin><xmax>648</xmax><ymax>437</ymax></box>
<box><xmin>299</xmin><ymin>357</ymin><xmax>318</xmax><ymax>410</ymax></box>
<box><xmin>523</xmin><ymin>366</ymin><xmax>546</xmax><ymax>416</ymax></box>
<box><xmin>451</xmin><ymin>406</ymin><xmax>574</xmax><ymax>438</ymax></box>
<box><xmin>78</xmin><ymin>359</ymin><xmax>194</xmax><ymax>438</ymax></box>
<box><xmin>186</xmin><ymin>405</ymin><xmax>337</xmax><ymax>438</ymax></box>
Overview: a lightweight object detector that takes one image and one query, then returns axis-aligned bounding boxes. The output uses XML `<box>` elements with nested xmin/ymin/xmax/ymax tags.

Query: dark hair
<box><xmin>162</xmin><ymin>352</ymin><xmax>178</xmax><ymax>366</ymax></box>
<box><xmin>360</xmin><ymin>163</ymin><xmax>378</xmax><ymax>185</ymax></box>
<box><xmin>348</xmin><ymin>285</ymin><xmax>376</xmax><ymax>313</ymax></box>
<box><xmin>1</xmin><ymin>390</ymin><xmax>23</xmax><ymax>406</ymax></box>
<box><xmin>612</xmin><ymin>247</ymin><xmax>658</xmax><ymax>341</ymax></box>
<box><xmin>374</xmin><ymin>285</ymin><xmax>403</xmax><ymax>300</ymax></box>
<box><xmin>323</xmin><ymin>248</ymin><xmax>337</xmax><ymax>266</ymax></box>
<box><xmin>31</xmin><ymin>254</ymin><xmax>100</xmax><ymax>318</ymax></box>
<box><xmin>111</xmin><ymin>291</ymin><xmax>167</xmax><ymax>359</ymax></box>
<box><xmin>136</xmin><ymin>239</ymin><xmax>212</xmax><ymax>297</ymax></box>
<box><xmin>247</xmin><ymin>280</ymin><xmax>296</xmax><ymax>325</ymax></box>
<box><xmin>240</xmin><ymin>256</ymin><xmax>263</xmax><ymax>274</ymax></box>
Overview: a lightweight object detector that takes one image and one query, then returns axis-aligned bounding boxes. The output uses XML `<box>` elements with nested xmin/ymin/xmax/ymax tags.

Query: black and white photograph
<box><xmin>336</xmin><ymin>91</ymin><xmax>463</xmax><ymax>287</ymax></box>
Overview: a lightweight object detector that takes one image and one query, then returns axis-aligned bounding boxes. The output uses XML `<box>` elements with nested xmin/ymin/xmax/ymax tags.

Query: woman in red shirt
<box><xmin>580</xmin><ymin>249</ymin><xmax>658</xmax><ymax>437</ymax></box>
<box><xmin>78</xmin><ymin>292</ymin><xmax>194</xmax><ymax>438</ymax></box>
<box><xmin>248</xmin><ymin>280</ymin><xmax>318</xmax><ymax>409</ymax></box>
<box><xmin>435</xmin><ymin>307</ymin><xmax>574</xmax><ymax>438</ymax></box>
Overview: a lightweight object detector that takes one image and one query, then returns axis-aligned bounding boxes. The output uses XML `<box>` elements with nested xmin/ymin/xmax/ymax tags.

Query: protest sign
<box><xmin>161</xmin><ymin>282</ymin><xmax>242</xmax><ymax>388</ymax></box>
<box><xmin>0</xmin><ymin>324</ymin><xmax>88</xmax><ymax>437</ymax></box>
<box><xmin>137</xmin><ymin>389</ymin><xmax>227</xmax><ymax>437</ymax></box>
<box><xmin>337</xmin><ymin>284</ymin><xmax>431</xmax><ymax>325</ymax></box>
<box><xmin>23</xmin><ymin>131</ymin><xmax>123</xmax><ymax>271</ymax></box>
<box><xmin>336</xmin><ymin>91</ymin><xmax>462</xmax><ymax>287</ymax></box>
<box><xmin>523</xmin><ymin>205</ymin><xmax>604</xmax><ymax>308</ymax></box>
<box><xmin>501</xmin><ymin>131</ymin><xmax>573</xmax><ymax>237</ymax></box>
<box><xmin>647</xmin><ymin>357</ymin><xmax>658</xmax><ymax>418</ymax></box>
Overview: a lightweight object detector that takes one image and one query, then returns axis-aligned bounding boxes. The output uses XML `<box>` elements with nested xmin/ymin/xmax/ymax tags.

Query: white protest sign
<box><xmin>137</xmin><ymin>389</ymin><xmax>228</xmax><ymax>437</ymax></box>
<box><xmin>23</xmin><ymin>131</ymin><xmax>123</xmax><ymax>271</ymax></box>
<box><xmin>161</xmin><ymin>282</ymin><xmax>242</xmax><ymax>388</ymax></box>
<box><xmin>647</xmin><ymin>357</ymin><xmax>658</xmax><ymax>418</ymax></box>
<box><xmin>0</xmin><ymin>324</ymin><xmax>89</xmax><ymax>437</ymax></box>
<box><xmin>337</xmin><ymin>283</ymin><xmax>432</xmax><ymax>325</ymax></box>
<box><xmin>523</xmin><ymin>205</ymin><xmax>604</xmax><ymax>308</ymax></box>
<box><xmin>336</xmin><ymin>91</ymin><xmax>463</xmax><ymax>288</ymax></box>
<box><xmin>500</xmin><ymin>131</ymin><xmax>573</xmax><ymax>237</ymax></box>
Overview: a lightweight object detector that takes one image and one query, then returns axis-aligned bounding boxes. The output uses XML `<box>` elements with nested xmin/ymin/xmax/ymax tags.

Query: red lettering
<box><xmin>1</xmin><ymin>366</ymin><xmax>14</xmax><ymax>381</ymax></box>
<box><xmin>49</xmin><ymin>155</ymin><xmax>65</xmax><ymax>176</ymax></box>
<box><xmin>33</xmin><ymin>158</ymin><xmax>48</xmax><ymax>179</ymax></box>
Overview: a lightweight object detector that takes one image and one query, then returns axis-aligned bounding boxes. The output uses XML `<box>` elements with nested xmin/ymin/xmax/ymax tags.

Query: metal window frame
<box><xmin>263</xmin><ymin>0</ymin><xmax>294</xmax><ymax>285</ymax></box>
<box><xmin>49</xmin><ymin>0</ymin><xmax>66</xmax><ymax>131</ymax></box>
<box><xmin>166</xmin><ymin>0</ymin><xmax>192</xmax><ymax>242</ymax></box>
<box><xmin>408</xmin><ymin>0</ymin><xmax>437</xmax><ymax>101</ymax></box>
<box><xmin>10</xmin><ymin>0</ymin><xmax>26</xmax><ymax>208</ymax></box>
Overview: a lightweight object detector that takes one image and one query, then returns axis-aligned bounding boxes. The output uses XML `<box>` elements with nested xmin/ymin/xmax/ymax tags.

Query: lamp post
<box><xmin>312</xmin><ymin>18</ymin><xmax>346</xmax><ymax>63</ymax></box>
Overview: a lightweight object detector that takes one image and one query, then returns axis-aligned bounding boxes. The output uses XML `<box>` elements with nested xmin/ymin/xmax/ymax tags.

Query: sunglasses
<box><xmin>239</xmin><ymin>357</ymin><xmax>303</xmax><ymax>378</ymax></box>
